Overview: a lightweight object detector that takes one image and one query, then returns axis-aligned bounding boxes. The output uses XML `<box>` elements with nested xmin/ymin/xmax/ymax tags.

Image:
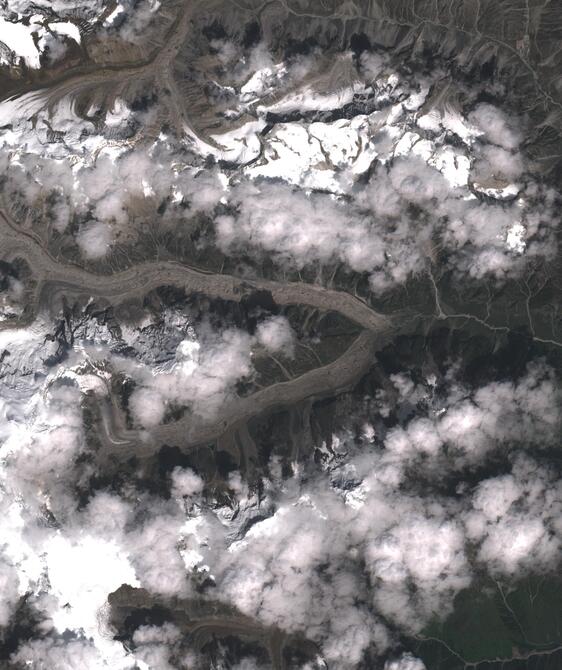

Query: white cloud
<box><xmin>43</xmin><ymin>534</ymin><xmax>138</xmax><ymax>637</ymax></box>
<box><xmin>0</xmin><ymin>554</ymin><xmax>19</xmax><ymax>627</ymax></box>
<box><xmin>0</xmin><ymin>46</ymin><xmax>557</xmax><ymax>290</ymax></box>
<box><xmin>3</xmin><ymin>382</ymin><xmax>85</xmax><ymax>487</ymax></box>
<box><xmin>384</xmin><ymin>654</ymin><xmax>427</xmax><ymax>670</ymax></box>
<box><xmin>0</xmin><ymin>28</ymin><xmax>560</xmax><ymax>670</ymax></box>
<box><xmin>75</xmin><ymin>220</ymin><xmax>113</xmax><ymax>259</ymax></box>
<box><xmin>131</xmin><ymin>623</ymin><xmax>182</xmax><ymax>670</ymax></box>
<box><xmin>474</xmin><ymin>144</ymin><xmax>524</xmax><ymax>180</ymax></box>
<box><xmin>468</xmin><ymin>103</ymin><xmax>521</xmax><ymax>150</ymax></box>
<box><xmin>11</xmin><ymin>637</ymin><xmax>120</xmax><ymax>670</ymax></box>
<box><xmin>129</xmin><ymin>387</ymin><xmax>167</xmax><ymax>429</ymax></box>
<box><xmin>171</xmin><ymin>467</ymin><xmax>204</xmax><ymax>498</ymax></box>
<box><xmin>255</xmin><ymin>315</ymin><xmax>295</xmax><ymax>357</ymax></box>
<box><xmin>125</xmin><ymin>324</ymin><xmax>256</xmax><ymax>427</ymax></box>
<box><xmin>367</xmin><ymin>515</ymin><xmax>470</xmax><ymax>631</ymax></box>
<box><xmin>382</xmin><ymin>361</ymin><xmax>560</xmax><ymax>467</ymax></box>
<box><xmin>0</xmin><ymin>330</ymin><xmax>559</xmax><ymax>669</ymax></box>
<box><xmin>215</xmin><ymin>496</ymin><xmax>388</xmax><ymax>668</ymax></box>
<box><xmin>464</xmin><ymin>455</ymin><xmax>562</xmax><ymax>576</ymax></box>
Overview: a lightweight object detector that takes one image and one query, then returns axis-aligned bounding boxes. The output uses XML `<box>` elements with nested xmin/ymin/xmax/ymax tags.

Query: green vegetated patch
<box><xmin>414</xmin><ymin>576</ymin><xmax>562</xmax><ymax>670</ymax></box>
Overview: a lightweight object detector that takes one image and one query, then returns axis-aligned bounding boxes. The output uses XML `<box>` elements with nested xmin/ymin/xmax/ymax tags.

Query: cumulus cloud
<box><xmin>191</xmin><ymin>461</ymin><xmax>458</xmax><ymax>664</ymax></box>
<box><xmin>0</xmin><ymin>41</ymin><xmax>557</xmax><ymax>286</ymax></box>
<box><xmin>127</xmin><ymin>326</ymin><xmax>254</xmax><ymax>426</ymax></box>
<box><xmin>112</xmin><ymin>0</ymin><xmax>162</xmax><ymax>40</ymax></box>
<box><xmin>11</xmin><ymin>637</ymin><xmax>111</xmax><ymax>670</ymax></box>
<box><xmin>75</xmin><ymin>220</ymin><xmax>114</xmax><ymax>259</ymax></box>
<box><xmin>214</xmin><ymin>494</ymin><xmax>390</xmax><ymax>667</ymax></box>
<box><xmin>170</xmin><ymin>467</ymin><xmax>204</xmax><ymax>498</ymax></box>
<box><xmin>473</xmin><ymin>144</ymin><xmax>524</xmax><ymax>181</ymax></box>
<box><xmin>128</xmin><ymin>386</ymin><xmax>167</xmax><ymax>429</ymax></box>
<box><xmin>215</xmin><ymin>182</ymin><xmax>365</xmax><ymax>268</ymax></box>
<box><xmin>367</xmin><ymin>515</ymin><xmax>470</xmax><ymax>630</ymax></box>
<box><xmin>468</xmin><ymin>103</ymin><xmax>521</xmax><ymax>150</ymax></box>
<box><xmin>255</xmin><ymin>315</ymin><xmax>295</xmax><ymax>357</ymax></box>
<box><xmin>384</xmin><ymin>654</ymin><xmax>427</xmax><ymax>670</ymax></box>
<box><xmin>203</xmin><ymin>51</ymin><xmax>557</xmax><ymax>290</ymax></box>
<box><xmin>42</xmin><ymin>532</ymin><xmax>138</xmax><ymax>639</ymax></box>
<box><xmin>0</xmin><ymin>308</ymin><xmax>560</xmax><ymax>668</ymax></box>
<box><xmin>217</xmin><ymin>135</ymin><xmax>555</xmax><ymax>289</ymax></box>
<box><xmin>0</xmin><ymin>97</ymin><xmax>226</xmax><ymax>260</ymax></box>
<box><xmin>464</xmin><ymin>455</ymin><xmax>562</xmax><ymax>575</ymax></box>
<box><xmin>0</xmin><ymin>324</ymin><xmax>196</xmax><ymax>657</ymax></box>
<box><xmin>0</xmin><ymin>25</ymin><xmax>561</xmax><ymax>670</ymax></box>
<box><xmin>215</xmin><ymin>175</ymin><xmax>425</xmax><ymax>293</ymax></box>
<box><xmin>0</xmin><ymin>554</ymin><xmax>19</xmax><ymax>628</ymax></box>
<box><xmin>2</xmin><ymin>381</ymin><xmax>85</xmax><ymax>488</ymax></box>
<box><xmin>384</xmin><ymin>360</ymin><xmax>560</xmax><ymax>467</ymax></box>
<box><xmin>124</xmin><ymin>314</ymin><xmax>300</xmax><ymax>428</ymax></box>
<box><xmin>8</xmin><ymin>286</ymin><xmax>559</xmax><ymax>670</ymax></box>
<box><xmin>169</xmin><ymin>358</ymin><xmax>560</xmax><ymax>665</ymax></box>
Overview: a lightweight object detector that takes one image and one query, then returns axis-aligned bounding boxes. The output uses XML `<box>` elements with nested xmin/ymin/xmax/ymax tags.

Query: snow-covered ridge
<box><xmin>0</xmin><ymin>0</ymin><xmax>164</xmax><ymax>69</ymax></box>
<box><xmin>0</xmin><ymin>15</ymin><xmax>81</xmax><ymax>68</ymax></box>
<box><xmin>0</xmin><ymin>42</ymin><xmax>553</xmax><ymax>290</ymax></box>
